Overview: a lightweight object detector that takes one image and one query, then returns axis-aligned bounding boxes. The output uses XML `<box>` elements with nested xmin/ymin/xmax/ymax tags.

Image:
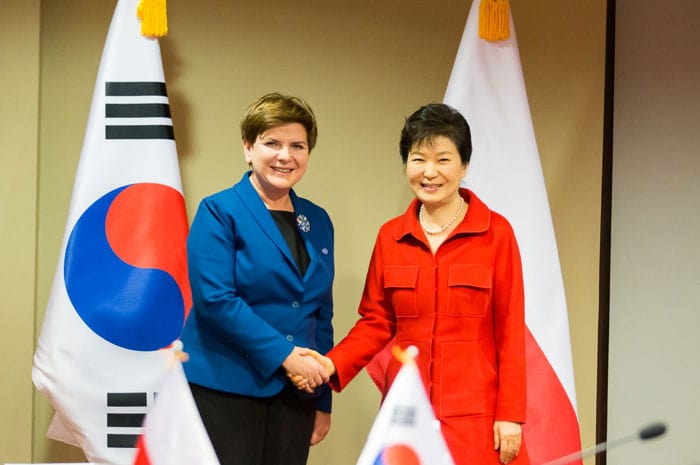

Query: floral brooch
<box><xmin>296</xmin><ymin>214</ymin><xmax>311</xmax><ymax>233</ymax></box>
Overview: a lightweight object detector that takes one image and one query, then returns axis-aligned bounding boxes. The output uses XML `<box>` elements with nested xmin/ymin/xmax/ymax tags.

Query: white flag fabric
<box><xmin>32</xmin><ymin>0</ymin><xmax>190</xmax><ymax>464</ymax></box>
<box><xmin>132</xmin><ymin>360</ymin><xmax>220</xmax><ymax>465</ymax></box>
<box><xmin>444</xmin><ymin>3</ymin><xmax>582</xmax><ymax>464</ymax></box>
<box><xmin>356</xmin><ymin>351</ymin><xmax>455</xmax><ymax>465</ymax></box>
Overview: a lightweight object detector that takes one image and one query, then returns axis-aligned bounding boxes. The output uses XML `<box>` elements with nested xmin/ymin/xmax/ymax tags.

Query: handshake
<box><xmin>282</xmin><ymin>346</ymin><xmax>336</xmax><ymax>394</ymax></box>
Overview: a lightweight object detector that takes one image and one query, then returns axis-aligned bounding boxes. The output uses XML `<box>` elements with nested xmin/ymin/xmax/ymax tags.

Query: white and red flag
<box><xmin>366</xmin><ymin>2</ymin><xmax>582</xmax><ymax>463</ymax></box>
<box><xmin>444</xmin><ymin>2</ymin><xmax>582</xmax><ymax>464</ymax></box>
<box><xmin>32</xmin><ymin>0</ymin><xmax>190</xmax><ymax>464</ymax></box>
<box><xmin>133</xmin><ymin>359</ymin><xmax>220</xmax><ymax>465</ymax></box>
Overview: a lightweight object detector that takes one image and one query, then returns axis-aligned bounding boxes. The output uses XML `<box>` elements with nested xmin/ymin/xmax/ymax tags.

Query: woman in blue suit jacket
<box><xmin>180</xmin><ymin>93</ymin><xmax>334</xmax><ymax>465</ymax></box>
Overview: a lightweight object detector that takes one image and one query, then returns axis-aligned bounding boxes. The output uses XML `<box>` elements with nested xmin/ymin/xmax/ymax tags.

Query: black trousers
<box><xmin>189</xmin><ymin>383</ymin><xmax>316</xmax><ymax>465</ymax></box>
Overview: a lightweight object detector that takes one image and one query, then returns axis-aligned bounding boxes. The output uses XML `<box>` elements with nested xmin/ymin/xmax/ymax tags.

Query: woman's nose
<box><xmin>276</xmin><ymin>145</ymin><xmax>291</xmax><ymax>159</ymax></box>
<box><xmin>423</xmin><ymin>162</ymin><xmax>437</xmax><ymax>177</ymax></box>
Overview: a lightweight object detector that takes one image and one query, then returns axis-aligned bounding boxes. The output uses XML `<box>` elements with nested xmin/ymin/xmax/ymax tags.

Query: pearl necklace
<box><xmin>419</xmin><ymin>197</ymin><xmax>465</xmax><ymax>235</ymax></box>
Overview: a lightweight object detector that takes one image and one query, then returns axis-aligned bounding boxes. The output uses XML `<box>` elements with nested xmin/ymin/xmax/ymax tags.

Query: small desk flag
<box><xmin>356</xmin><ymin>347</ymin><xmax>455</xmax><ymax>465</ymax></box>
<box><xmin>133</xmin><ymin>358</ymin><xmax>220</xmax><ymax>465</ymax></box>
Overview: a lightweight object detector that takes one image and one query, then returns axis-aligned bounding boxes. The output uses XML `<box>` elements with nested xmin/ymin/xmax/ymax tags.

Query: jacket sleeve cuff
<box><xmin>316</xmin><ymin>385</ymin><xmax>332</xmax><ymax>413</ymax></box>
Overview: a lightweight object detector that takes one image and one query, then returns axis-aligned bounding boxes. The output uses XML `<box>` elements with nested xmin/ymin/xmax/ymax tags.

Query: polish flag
<box><xmin>366</xmin><ymin>2</ymin><xmax>582</xmax><ymax>463</ymax></box>
<box><xmin>443</xmin><ymin>2</ymin><xmax>582</xmax><ymax>464</ymax></box>
<box><xmin>133</xmin><ymin>360</ymin><xmax>220</xmax><ymax>465</ymax></box>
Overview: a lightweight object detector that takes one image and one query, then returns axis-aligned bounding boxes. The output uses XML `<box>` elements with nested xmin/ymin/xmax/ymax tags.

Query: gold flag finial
<box><xmin>391</xmin><ymin>345</ymin><xmax>419</xmax><ymax>365</ymax></box>
<box><xmin>479</xmin><ymin>0</ymin><xmax>510</xmax><ymax>41</ymax></box>
<box><xmin>137</xmin><ymin>0</ymin><xmax>168</xmax><ymax>38</ymax></box>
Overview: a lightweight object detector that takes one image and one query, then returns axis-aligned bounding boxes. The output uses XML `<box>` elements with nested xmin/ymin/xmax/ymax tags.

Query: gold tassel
<box><xmin>478</xmin><ymin>0</ymin><xmax>510</xmax><ymax>41</ymax></box>
<box><xmin>137</xmin><ymin>0</ymin><xmax>168</xmax><ymax>38</ymax></box>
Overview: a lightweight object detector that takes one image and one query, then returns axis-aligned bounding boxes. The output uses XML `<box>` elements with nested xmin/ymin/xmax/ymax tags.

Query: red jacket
<box><xmin>329</xmin><ymin>189</ymin><xmax>528</xmax><ymax>465</ymax></box>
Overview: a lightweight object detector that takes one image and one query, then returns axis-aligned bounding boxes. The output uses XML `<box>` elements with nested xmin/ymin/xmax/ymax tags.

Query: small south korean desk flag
<box><xmin>356</xmin><ymin>346</ymin><xmax>455</xmax><ymax>465</ymax></box>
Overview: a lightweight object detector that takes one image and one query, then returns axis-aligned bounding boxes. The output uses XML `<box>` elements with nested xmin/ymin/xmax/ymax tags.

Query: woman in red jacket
<box><xmin>295</xmin><ymin>103</ymin><xmax>528</xmax><ymax>465</ymax></box>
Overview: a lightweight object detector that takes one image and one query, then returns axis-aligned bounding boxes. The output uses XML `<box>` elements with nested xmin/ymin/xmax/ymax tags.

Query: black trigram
<box><xmin>390</xmin><ymin>405</ymin><xmax>416</xmax><ymax>426</ymax></box>
<box><xmin>105</xmin><ymin>81</ymin><xmax>174</xmax><ymax>140</ymax></box>
<box><xmin>106</xmin><ymin>392</ymin><xmax>152</xmax><ymax>448</ymax></box>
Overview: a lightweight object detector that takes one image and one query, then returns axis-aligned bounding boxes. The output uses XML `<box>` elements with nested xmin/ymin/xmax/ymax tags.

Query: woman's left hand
<box><xmin>493</xmin><ymin>420</ymin><xmax>522</xmax><ymax>464</ymax></box>
<box><xmin>310</xmin><ymin>411</ymin><xmax>331</xmax><ymax>445</ymax></box>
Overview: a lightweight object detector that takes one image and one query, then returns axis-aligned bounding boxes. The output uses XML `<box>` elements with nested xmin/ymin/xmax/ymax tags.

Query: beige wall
<box><xmin>0</xmin><ymin>0</ymin><xmax>40</xmax><ymax>463</ymax></box>
<box><xmin>0</xmin><ymin>0</ymin><xmax>604</xmax><ymax>463</ymax></box>
<box><xmin>608</xmin><ymin>2</ymin><xmax>700</xmax><ymax>464</ymax></box>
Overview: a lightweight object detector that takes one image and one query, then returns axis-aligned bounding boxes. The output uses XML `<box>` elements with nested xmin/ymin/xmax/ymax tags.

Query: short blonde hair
<box><xmin>240</xmin><ymin>92</ymin><xmax>318</xmax><ymax>151</ymax></box>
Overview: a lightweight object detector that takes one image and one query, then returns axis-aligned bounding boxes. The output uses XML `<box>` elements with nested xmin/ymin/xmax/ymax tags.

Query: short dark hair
<box><xmin>399</xmin><ymin>103</ymin><xmax>472</xmax><ymax>165</ymax></box>
<box><xmin>240</xmin><ymin>92</ymin><xmax>318</xmax><ymax>151</ymax></box>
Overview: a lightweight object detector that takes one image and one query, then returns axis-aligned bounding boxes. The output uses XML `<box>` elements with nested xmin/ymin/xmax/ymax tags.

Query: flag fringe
<box><xmin>137</xmin><ymin>0</ymin><xmax>168</xmax><ymax>38</ymax></box>
<box><xmin>478</xmin><ymin>0</ymin><xmax>510</xmax><ymax>41</ymax></box>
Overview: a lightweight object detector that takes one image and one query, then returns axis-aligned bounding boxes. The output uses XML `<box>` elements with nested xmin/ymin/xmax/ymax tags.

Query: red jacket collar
<box><xmin>394</xmin><ymin>188</ymin><xmax>491</xmax><ymax>242</ymax></box>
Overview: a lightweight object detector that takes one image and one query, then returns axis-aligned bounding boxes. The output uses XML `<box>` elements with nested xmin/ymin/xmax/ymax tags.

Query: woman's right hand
<box><xmin>282</xmin><ymin>346</ymin><xmax>330</xmax><ymax>393</ymax></box>
<box><xmin>286</xmin><ymin>348</ymin><xmax>335</xmax><ymax>391</ymax></box>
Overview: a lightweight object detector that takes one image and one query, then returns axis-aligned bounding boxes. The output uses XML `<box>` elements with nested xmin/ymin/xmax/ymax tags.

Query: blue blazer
<box><xmin>180</xmin><ymin>172</ymin><xmax>334</xmax><ymax>412</ymax></box>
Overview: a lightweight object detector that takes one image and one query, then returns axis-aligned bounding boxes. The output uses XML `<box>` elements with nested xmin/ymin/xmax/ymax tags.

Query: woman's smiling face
<box><xmin>405</xmin><ymin>135</ymin><xmax>467</xmax><ymax>209</ymax></box>
<box><xmin>244</xmin><ymin>122</ymin><xmax>310</xmax><ymax>200</ymax></box>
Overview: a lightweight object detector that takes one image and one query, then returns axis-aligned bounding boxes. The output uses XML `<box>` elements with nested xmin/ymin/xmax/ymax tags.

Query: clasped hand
<box><xmin>283</xmin><ymin>347</ymin><xmax>335</xmax><ymax>393</ymax></box>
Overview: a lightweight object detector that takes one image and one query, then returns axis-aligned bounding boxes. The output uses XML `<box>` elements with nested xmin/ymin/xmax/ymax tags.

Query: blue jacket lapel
<box><xmin>233</xmin><ymin>172</ymin><xmax>303</xmax><ymax>277</ymax></box>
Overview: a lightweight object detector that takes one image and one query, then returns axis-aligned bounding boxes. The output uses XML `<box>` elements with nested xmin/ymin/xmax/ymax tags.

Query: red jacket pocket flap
<box><xmin>448</xmin><ymin>264</ymin><xmax>493</xmax><ymax>289</ymax></box>
<box><xmin>383</xmin><ymin>265</ymin><xmax>419</xmax><ymax>289</ymax></box>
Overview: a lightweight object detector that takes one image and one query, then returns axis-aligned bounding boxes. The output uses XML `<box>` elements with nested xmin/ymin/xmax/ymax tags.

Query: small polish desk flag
<box><xmin>133</xmin><ymin>350</ymin><xmax>220</xmax><ymax>465</ymax></box>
